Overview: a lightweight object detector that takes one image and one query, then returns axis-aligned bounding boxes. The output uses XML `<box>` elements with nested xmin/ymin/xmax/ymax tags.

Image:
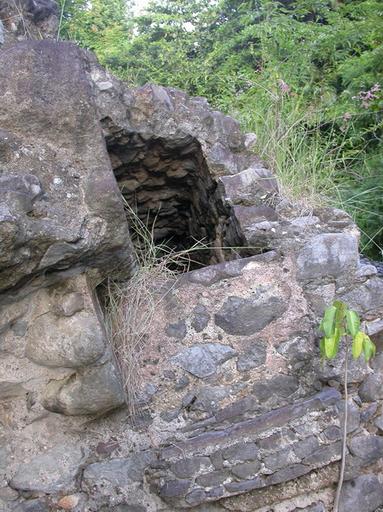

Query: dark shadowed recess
<box><xmin>103</xmin><ymin>119</ymin><xmax>248</xmax><ymax>268</ymax></box>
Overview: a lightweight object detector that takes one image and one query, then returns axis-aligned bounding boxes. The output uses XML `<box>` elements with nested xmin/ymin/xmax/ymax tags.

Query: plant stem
<box><xmin>57</xmin><ymin>0</ymin><xmax>67</xmax><ymax>41</ymax></box>
<box><xmin>333</xmin><ymin>337</ymin><xmax>349</xmax><ymax>512</ymax></box>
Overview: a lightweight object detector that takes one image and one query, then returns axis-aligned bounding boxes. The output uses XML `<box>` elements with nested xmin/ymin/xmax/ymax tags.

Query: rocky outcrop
<box><xmin>0</xmin><ymin>35</ymin><xmax>382</xmax><ymax>512</ymax></box>
<box><xmin>0</xmin><ymin>41</ymin><xmax>135</xmax><ymax>438</ymax></box>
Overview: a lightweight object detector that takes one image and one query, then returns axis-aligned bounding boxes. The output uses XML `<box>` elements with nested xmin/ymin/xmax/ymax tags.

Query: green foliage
<box><xmin>319</xmin><ymin>301</ymin><xmax>376</xmax><ymax>362</ymax></box>
<box><xmin>57</xmin><ymin>0</ymin><xmax>133</xmax><ymax>66</ymax></box>
<box><xmin>58</xmin><ymin>0</ymin><xmax>383</xmax><ymax>259</ymax></box>
<box><xmin>318</xmin><ymin>300</ymin><xmax>376</xmax><ymax>511</ymax></box>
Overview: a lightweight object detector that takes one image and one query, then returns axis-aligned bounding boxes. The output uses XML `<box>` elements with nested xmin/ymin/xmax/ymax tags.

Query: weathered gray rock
<box><xmin>264</xmin><ymin>447</ymin><xmax>297</xmax><ymax>471</ymax></box>
<box><xmin>296</xmin><ymin>233</ymin><xmax>359</xmax><ymax>282</ymax></box>
<box><xmin>43</xmin><ymin>361</ymin><xmax>125</xmax><ymax>415</ymax></box>
<box><xmin>292</xmin><ymin>436</ymin><xmax>320</xmax><ymax>459</ymax></box>
<box><xmin>14</xmin><ymin>499</ymin><xmax>49</xmax><ymax>512</ymax></box>
<box><xmin>160</xmin><ymin>388</ymin><xmax>340</xmax><ymax>459</ymax></box>
<box><xmin>339</xmin><ymin>474</ymin><xmax>383</xmax><ymax>512</ymax></box>
<box><xmin>222</xmin><ymin>442</ymin><xmax>258</xmax><ymax>463</ymax></box>
<box><xmin>231</xmin><ymin>461</ymin><xmax>261</xmax><ymax>479</ymax></box>
<box><xmin>375</xmin><ymin>414</ymin><xmax>383</xmax><ymax>431</ymax></box>
<box><xmin>302</xmin><ymin>441</ymin><xmax>341</xmax><ymax>466</ymax></box>
<box><xmin>189</xmin><ymin>386</ymin><xmax>231</xmax><ymax>412</ymax></box>
<box><xmin>253</xmin><ymin>375</ymin><xmax>299</xmax><ymax>403</ymax></box>
<box><xmin>1</xmin><ymin>30</ymin><xmax>382</xmax><ymax>512</ymax></box>
<box><xmin>348</xmin><ymin>435</ymin><xmax>383</xmax><ymax>464</ymax></box>
<box><xmin>359</xmin><ymin>373</ymin><xmax>383</xmax><ymax>402</ymax></box>
<box><xmin>224</xmin><ymin>477</ymin><xmax>263</xmax><ymax>493</ymax></box>
<box><xmin>171</xmin><ymin>343</ymin><xmax>236</xmax><ymax>378</ymax></box>
<box><xmin>0</xmin><ymin>41</ymin><xmax>134</xmax><ymax>292</ymax></box>
<box><xmin>53</xmin><ymin>292</ymin><xmax>84</xmax><ymax>317</ymax></box>
<box><xmin>0</xmin><ymin>0</ymin><xmax>58</xmax><ymax>47</ymax></box>
<box><xmin>0</xmin><ymin>486</ymin><xmax>18</xmax><ymax>501</ymax></box>
<box><xmin>215</xmin><ymin>289</ymin><xmax>287</xmax><ymax>336</ymax></box>
<box><xmin>159</xmin><ymin>479</ymin><xmax>192</xmax><ymax>498</ymax></box>
<box><xmin>185</xmin><ymin>488</ymin><xmax>207</xmax><ymax>505</ymax></box>
<box><xmin>101</xmin><ymin>506</ymin><xmax>146</xmax><ymax>512</ymax></box>
<box><xmin>0</xmin><ymin>445</ymin><xmax>10</xmax><ymax>482</ymax></box>
<box><xmin>191</xmin><ymin>304</ymin><xmax>210</xmax><ymax>332</ymax></box>
<box><xmin>196</xmin><ymin>470</ymin><xmax>230</xmax><ymax>487</ymax></box>
<box><xmin>266</xmin><ymin>463</ymin><xmax>308</xmax><ymax>485</ymax></box>
<box><xmin>237</xmin><ymin>341</ymin><xmax>267</xmax><ymax>371</ymax></box>
<box><xmin>25</xmin><ymin>312</ymin><xmax>106</xmax><ymax>368</ymax></box>
<box><xmin>83</xmin><ymin>451</ymin><xmax>155</xmax><ymax>489</ymax></box>
<box><xmin>219</xmin><ymin>167</ymin><xmax>278</xmax><ymax>206</ymax></box>
<box><xmin>165</xmin><ymin>320</ymin><xmax>187</xmax><ymax>340</ymax></box>
<box><xmin>339</xmin><ymin>277</ymin><xmax>383</xmax><ymax>314</ymax></box>
<box><xmin>170</xmin><ymin>457</ymin><xmax>210</xmax><ymax>479</ymax></box>
<box><xmin>336</xmin><ymin>399</ymin><xmax>361</xmax><ymax>433</ymax></box>
<box><xmin>10</xmin><ymin>444</ymin><xmax>87</xmax><ymax>493</ymax></box>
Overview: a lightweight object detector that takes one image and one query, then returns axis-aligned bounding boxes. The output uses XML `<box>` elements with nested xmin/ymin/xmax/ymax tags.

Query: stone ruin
<box><xmin>0</xmin><ymin>4</ymin><xmax>383</xmax><ymax>512</ymax></box>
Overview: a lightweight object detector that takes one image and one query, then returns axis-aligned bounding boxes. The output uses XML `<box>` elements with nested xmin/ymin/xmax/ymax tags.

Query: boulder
<box><xmin>10</xmin><ymin>444</ymin><xmax>87</xmax><ymax>494</ymax></box>
<box><xmin>339</xmin><ymin>474</ymin><xmax>383</xmax><ymax>512</ymax></box>
<box><xmin>0</xmin><ymin>41</ymin><xmax>134</xmax><ymax>292</ymax></box>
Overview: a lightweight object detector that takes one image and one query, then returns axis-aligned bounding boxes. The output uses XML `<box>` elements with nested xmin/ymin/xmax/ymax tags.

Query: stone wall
<box><xmin>0</xmin><ymin>36</ymin><xmax>382</xmax><ymax>512</ymax></box>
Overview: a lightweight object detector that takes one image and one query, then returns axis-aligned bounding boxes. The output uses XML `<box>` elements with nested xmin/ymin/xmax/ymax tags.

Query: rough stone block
<box><xmin>348</xmin><ymin>435</ymin><xmax>383</xmax><ymax>464</ymax></box>
<box><xmin>266</xmin><ymin>464</ymin><xmax>308</xmax><ymax>485</ymax></box>
<box><xmin>231</xmin><ymin>461</ymin><xmax>261</xmax><ymax>479</ymax></box>
<box><xmin>191</xmin><ymin>304</ymin><xmax>210</xmax><ymax>332</ymax></box>
<box><xmin>196</xmin><ymin>470</ymin><xmax>230</xmax><ymax>488</ymax></box>
<box><xmin>339</xmin><ymin>474</ymin><xmax>383</xmax><ymax>512</ymax></box>
<box><xmin>43</xmin><ymin>361</ymin><xmax>125</xmax><ymax>415</ymax></box>
<box><xmin>171</xmin><ymin>343</ymin><xmax>236</xmax><ymax>378</ymax></box>
<box><xmin>293</xmin><ymin>436</ymin><xmax>320</xmax><ymax>459</ymax></box>
<box><xmin>10</xmin><ymin>444</ymin><xmax>87</xmax><ymax>494</ymax></box>
<box><xmin>83</xmin><ymin>451</ymin><xmax>155</xmax><ymax>489</ymax></box>
<box><xmin>170</xmin><ymin>457</ymin><xmax>210</xmax><ymax>479</ymax></box>
<box><xmin>159</xmin><ymin>479</ymin><xmax>191</xmax><ymax>498</ymax></box>
<box><xmin>359</xmin><ymin>373</ymin><xmax>383</xmax><ymax>402</ymax></box>
<box><xmin>264</xmin><ymin>447</ymin><xmax>297</xmax><ymax>471</ymax></box>
<box><xmin>237</xmin><ymin>341</ymin><xmax>267</xmax><ymax>371</ymax></box>
<box><xmin>302</xmin><ymin>441</ymin><xmax>341</xmax><ymax>467</ymax></box>
<box><xmin>215</xmin><ymin>289</ymin><xmax>287</xmax><ymax>335</ymax></box>
<box><xmin>296</xmin><ymin>233</ymin><xmax>359</xmax><ymax>282</ymax></box>
<box><xmin>253</xmin><ymin>375</ymin><xmax>299</xmax><ymax>403</ymax></box>
<box><xmin>339</xmin><ymin>277</ymin><xmax>383</xmax><ymax>314</ymax></box>
<box><xmin>224</xmin><ymin>477</ymin><xmax>264</xmax><ymax>493</ymax></box>
<box><xmin>222</xmin><ymin>442</ymin><xmax>259</xmax><ymax>463</ymax></box>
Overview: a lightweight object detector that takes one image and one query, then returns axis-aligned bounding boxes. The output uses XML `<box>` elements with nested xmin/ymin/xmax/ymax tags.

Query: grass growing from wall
<box><xmin>231</xmin><ymin>87</ymin><xmax>382</xmax><ymax>257</ymax></box>
<box><xmin>103</xmin><ymin>203</ymin><xmax>207</xmax><ymax>414</ymax></box>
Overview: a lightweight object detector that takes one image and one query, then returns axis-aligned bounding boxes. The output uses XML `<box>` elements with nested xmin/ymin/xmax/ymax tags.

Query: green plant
<box><xmin>319</xmin><ymin>300</ymin><xmax>376</xmax><ymax>512</ymax></box>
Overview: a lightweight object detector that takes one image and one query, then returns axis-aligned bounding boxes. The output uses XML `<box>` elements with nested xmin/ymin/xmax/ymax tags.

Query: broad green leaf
<box><xmin>363</xmin><ymin>336</ymin><xmax>376</xmax><ymax>362</ymax></box>
<box><xmin>352</xmin><ymin>331</ymin><xmax>364</xmax><ymax>359</ymax></box>
<box><xmin>346</xmin><ymin>310</ymin><xmax>360</xmax><ymax>337</ymax></box>
<box><xmin>324</xmin><ymin>335</ymin><xmax>338</xmax><ymax>359</ymax></box>
<box><xmin>322</xmin><ymin>306</ymin><xmax>337</xmax><ymax>338</ymax></box>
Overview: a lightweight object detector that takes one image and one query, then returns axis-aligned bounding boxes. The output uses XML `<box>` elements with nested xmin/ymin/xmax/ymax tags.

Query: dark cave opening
<box><xmin>104</xmin><ymin>121</ymin><xmax>246</xmax><ymax>268</ymax></box>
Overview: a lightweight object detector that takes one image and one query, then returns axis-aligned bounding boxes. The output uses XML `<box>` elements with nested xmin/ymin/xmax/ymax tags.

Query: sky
<box><xmin>132</xmin><ymin>0</ymin><xmax>151</xmax><ymax>14</ymax></box>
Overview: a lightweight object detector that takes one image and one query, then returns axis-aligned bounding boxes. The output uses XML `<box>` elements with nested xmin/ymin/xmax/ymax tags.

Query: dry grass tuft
<box><xmin>103</xmin><ymin>202</ymin><xmax>207</xmax><ymax>415</ymax></box>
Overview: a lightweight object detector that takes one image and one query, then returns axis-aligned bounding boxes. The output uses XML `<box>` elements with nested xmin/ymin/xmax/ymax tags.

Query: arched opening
<box><xmin>103</xmin><ymin>118</ymin><xmax>245</xmax><ymax>268</ymax></box>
